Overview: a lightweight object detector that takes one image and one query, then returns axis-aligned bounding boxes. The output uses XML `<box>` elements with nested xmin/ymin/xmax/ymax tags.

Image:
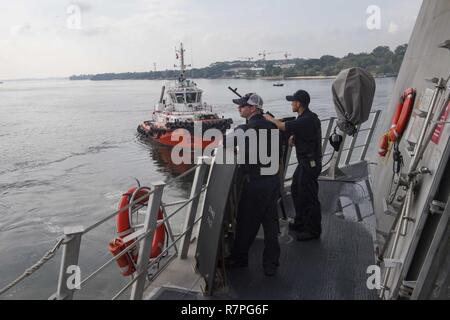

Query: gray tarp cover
<box><xmin>332</xmin><ymin>68</ymin><xmax>376</xmax><ymax>136</ymax></box>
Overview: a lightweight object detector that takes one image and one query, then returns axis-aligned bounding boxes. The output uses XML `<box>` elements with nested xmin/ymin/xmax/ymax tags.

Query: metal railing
<box><xmin>49</xmin><ymin>157</ymin><xmax>211</xmax><ymax>300</ymax></box>
<box><xmin>286</xmin><ymin>110</ymin><xmax>382</xmax><ymax>176</ymax></box>
<box><xmin>282</xmin><ymin>111</ymin><xmax>382</xmax><ymax>225</ymax></box>
<box><xmin>50</xmin><ymin>111</ymin><xmax>382</xmax><ymax>300</ymax></box>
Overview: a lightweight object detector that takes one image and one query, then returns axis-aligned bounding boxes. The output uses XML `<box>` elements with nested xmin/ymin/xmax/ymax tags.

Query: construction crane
<box><xmin>238</xmin><ymin>57</ymin><xmax>254</xmax><ymax>62</ymax></box>
<box><xmin>258</xmin><ymin>50</ymin><xmax>284</xmax><ymax>61</ymax></box>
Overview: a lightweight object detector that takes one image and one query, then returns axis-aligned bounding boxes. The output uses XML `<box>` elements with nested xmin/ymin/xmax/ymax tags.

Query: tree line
<box><xmin>69</xmin><ymin>44</ymin><xmax>407</xmax><ymax>81</ymax></box>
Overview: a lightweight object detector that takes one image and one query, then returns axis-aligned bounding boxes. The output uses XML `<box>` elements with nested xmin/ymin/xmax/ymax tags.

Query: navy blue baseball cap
<box><xmin>286</xmin><ymin>90</ymin><xmax>311</xmax><ymax>107</ymax></box>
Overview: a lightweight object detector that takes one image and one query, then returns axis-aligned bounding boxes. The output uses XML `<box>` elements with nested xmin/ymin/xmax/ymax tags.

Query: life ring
<box><xmin>389</xmin><ymin>88</ymin><xmax>416</xmax><ymax>142</ymax></box>
<box><xmin>378</xmin><ymin>133</ymin><xmax>390</xmax><ymax>157</ymax></box>
<box><xmin>108</xmin><ymin>187</ymin><xmax>166</xmax><ymax>277</ymax></box>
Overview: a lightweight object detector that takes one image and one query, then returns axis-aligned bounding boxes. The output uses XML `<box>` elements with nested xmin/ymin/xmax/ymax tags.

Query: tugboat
<box><xmin>137</xmin><ymin>43</ymin><xmax>233</xmax><ymax>149</ymax></box>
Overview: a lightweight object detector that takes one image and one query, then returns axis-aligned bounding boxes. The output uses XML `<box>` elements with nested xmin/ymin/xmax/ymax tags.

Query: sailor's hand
<box><xmin>263</xmin><ymin>114</ymin><xmax>274</xmax><ymax>121</ymax></box>
<box><xmin>289</xmin><ymin>136</ymin><xmax>295</xmax><ymax>147</ymax></box>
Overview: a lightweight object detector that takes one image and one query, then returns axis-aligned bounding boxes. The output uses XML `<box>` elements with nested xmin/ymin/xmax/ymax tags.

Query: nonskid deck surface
<box><xmin>149</xmin><ymin>211</ymin><xmax>378</xmax><ymax>300</ymax></box>
<box><xmin>223</xmin><ymin>212</ymin><xmax>377</xmax><ymax>300</ymax></box>
<box><xmin>148</xmin><ymin>160</ymin><xmax>377</xmax><ymax>300</ymax></box>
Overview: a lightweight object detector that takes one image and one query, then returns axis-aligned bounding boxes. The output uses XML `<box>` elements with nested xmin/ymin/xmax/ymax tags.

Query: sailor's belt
<box><xmin>297</xmin><ymin>157</ymin><xmax>322</xmax><ymax>168</ymax></box>
<box><xmin>245</xmin><ymin>174</ymin><xmax>278</xmax><ymax>182</ymax></box>
<box><xmin>297</xmin><ymin>153</ymin><xmax>318</xmax><ymax>160</ymax></box>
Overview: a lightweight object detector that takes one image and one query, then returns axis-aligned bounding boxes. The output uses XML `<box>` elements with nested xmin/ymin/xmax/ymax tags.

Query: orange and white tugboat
<box><xmin>137</xmin><ymin>43</ymin><xmax>233</xmax><ymax>149</ymax></box>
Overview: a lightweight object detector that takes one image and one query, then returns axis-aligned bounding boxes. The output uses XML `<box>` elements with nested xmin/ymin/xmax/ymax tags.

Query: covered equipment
<box><xmin>332</xmin><ymin>68</ymin><xmax>376</xmax><ymax>136</ymax></box>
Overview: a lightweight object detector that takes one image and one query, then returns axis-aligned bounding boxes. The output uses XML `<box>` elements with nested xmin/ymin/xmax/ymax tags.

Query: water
<box><xmin>0</xmin><ymin>78</ymin><xmax>395</xmax><ymax>299</ymax></box>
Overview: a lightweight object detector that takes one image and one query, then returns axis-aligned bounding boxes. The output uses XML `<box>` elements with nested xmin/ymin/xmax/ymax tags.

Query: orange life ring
<box><xmin>378</xmin><ymin>133</ymin><xmax>390</xmax><ymax>157</ymax></box>
<box><xmin>389</xmin><ymin>88</ymin><xmax>416</xmax><ymax>142</ymax></box>
<box><xmin>109</xmin><ymin>187</ymin><xmax>166</xmax><ymax>277</ymax></box>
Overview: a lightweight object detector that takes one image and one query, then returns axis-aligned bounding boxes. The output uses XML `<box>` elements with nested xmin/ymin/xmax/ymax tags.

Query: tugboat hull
<box><xmin>137</xmin><ymin>120</ymin><xmax>230</xmax><ymax>149</ymax></box>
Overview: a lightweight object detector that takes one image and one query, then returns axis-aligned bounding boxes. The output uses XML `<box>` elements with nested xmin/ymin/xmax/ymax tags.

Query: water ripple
<box><xmin>0</xmin><ymin>141</ymin><xmax>122</xmax><ymax>176</ymax></box>
<box><xmin>0</xmin><ymin>179</ymin><xmax>53</xmax><ymax>193</ymax></box>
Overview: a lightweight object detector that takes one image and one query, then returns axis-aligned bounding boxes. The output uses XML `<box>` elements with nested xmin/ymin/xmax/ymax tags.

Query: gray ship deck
<box><xmin>146</xmin><ymin>191</ymin><xmax>378</xmax><ymax>300</ymax></box>
<box><xmin>37</xmin><ymin>105</ymin><xmax>382</xmax><ymax>300</ymax></box>
<box><xmin>223</xmin><ymin>212</ymin><xmax>377</xmax><ymax>300</ymax></box>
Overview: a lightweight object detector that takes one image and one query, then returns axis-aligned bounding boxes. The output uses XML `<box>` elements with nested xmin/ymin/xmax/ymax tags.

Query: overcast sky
<box><xmin>0</xmin><ymin>0</ymin><xmax>422</xmax><ymax>79</ymax></box>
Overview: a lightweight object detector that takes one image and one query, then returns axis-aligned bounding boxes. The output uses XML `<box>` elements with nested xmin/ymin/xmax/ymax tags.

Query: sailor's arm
<box><xmin>263</xmin><ymin>114</ymin><xmax>286</xmax><ymax>131</ymax></box>
<box><xmin>265</xmin><ymin>114</ymin><xmax>310</xmax><ymax>138</ymax></box>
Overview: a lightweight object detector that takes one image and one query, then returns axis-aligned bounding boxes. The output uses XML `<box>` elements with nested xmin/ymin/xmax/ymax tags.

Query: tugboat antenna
<box><xmin>180</xmin><ymin>43</ymin><xmax>186</xmax><ymax>76</ymax></box>
<box><xmin>175</xmin><ymin>42</ymin><xmax>191</xmax><ymax>83</ymax></box>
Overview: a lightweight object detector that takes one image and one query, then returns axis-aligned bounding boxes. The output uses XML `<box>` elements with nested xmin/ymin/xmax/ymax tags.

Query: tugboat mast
<box><xmin>176</xmin><ymin>43</ymin><xmax>190</xmax><ymax>83</ymax></box>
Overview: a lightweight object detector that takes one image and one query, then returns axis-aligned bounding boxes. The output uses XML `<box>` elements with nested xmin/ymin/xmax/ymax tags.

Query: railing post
<box><xmin>160</xmin><ymin>205</ymin><xmax>178</xmax><ymax>255</ymax></box>
<box><xmin>322</xmin><ymin>117</ymin><xmax>335</xmax><ymax>155</ymax></box>
<box><xmin>323</xmin><ymin>133</ymin><xmax>347</xmax><ymax>179</ymax></box>
<box><xmin>49</xmin><ymin>226</ymin><xmax>84</xmax><ymax>300</ymax></box>
<box><xmin>283</xmin><ymin>145</ymin><xmax>293</xmax><ymax>181</ymax></box>
<box><xmin>130</xmin><ymin>181</ymin><xmax>165</xmax><ymax>300</ymax></box>
<box><xmin>345</xmin><ymin>125</ymin><xmax>360</xmax><ymax>165</ymax></box>
<box><xmin>360</xmin><ymin>110</ymin><xmax>381</xmax><ymax>161</ymax></box>
<box><xmin>180</xmin><ymin>157</ymin><xmax>209</xmax><ymax>259</ymax></box>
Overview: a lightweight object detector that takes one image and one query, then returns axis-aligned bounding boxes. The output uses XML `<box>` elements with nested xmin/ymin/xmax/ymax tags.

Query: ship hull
<box><xmin>372</xmin><ymin>0</ymin><xmax>450</xmax><ymax>300</ymax></box>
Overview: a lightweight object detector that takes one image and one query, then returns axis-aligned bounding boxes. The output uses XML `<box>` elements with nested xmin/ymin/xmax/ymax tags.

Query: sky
<box><xmin>0</xmin><ymin>0</ymin><xmax>423</xmax><ymax>79</ymax></box>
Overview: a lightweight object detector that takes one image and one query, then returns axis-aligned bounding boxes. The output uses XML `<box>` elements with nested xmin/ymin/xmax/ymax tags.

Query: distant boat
<box><xmin>273</xmin><ymin>81</ymin><xmax>284</xmax><ymax>87</ymax></box>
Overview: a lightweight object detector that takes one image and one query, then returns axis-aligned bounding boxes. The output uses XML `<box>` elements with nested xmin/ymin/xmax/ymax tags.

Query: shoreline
<box><xmin>285</xmin><ymin>76</ymin><xmax>337</xmax><ymax>80</ymax></box>
<box><xmin>68</xmin><ymin>74</ymin><xmax>397</xmax><ymax>82</ymax></box>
